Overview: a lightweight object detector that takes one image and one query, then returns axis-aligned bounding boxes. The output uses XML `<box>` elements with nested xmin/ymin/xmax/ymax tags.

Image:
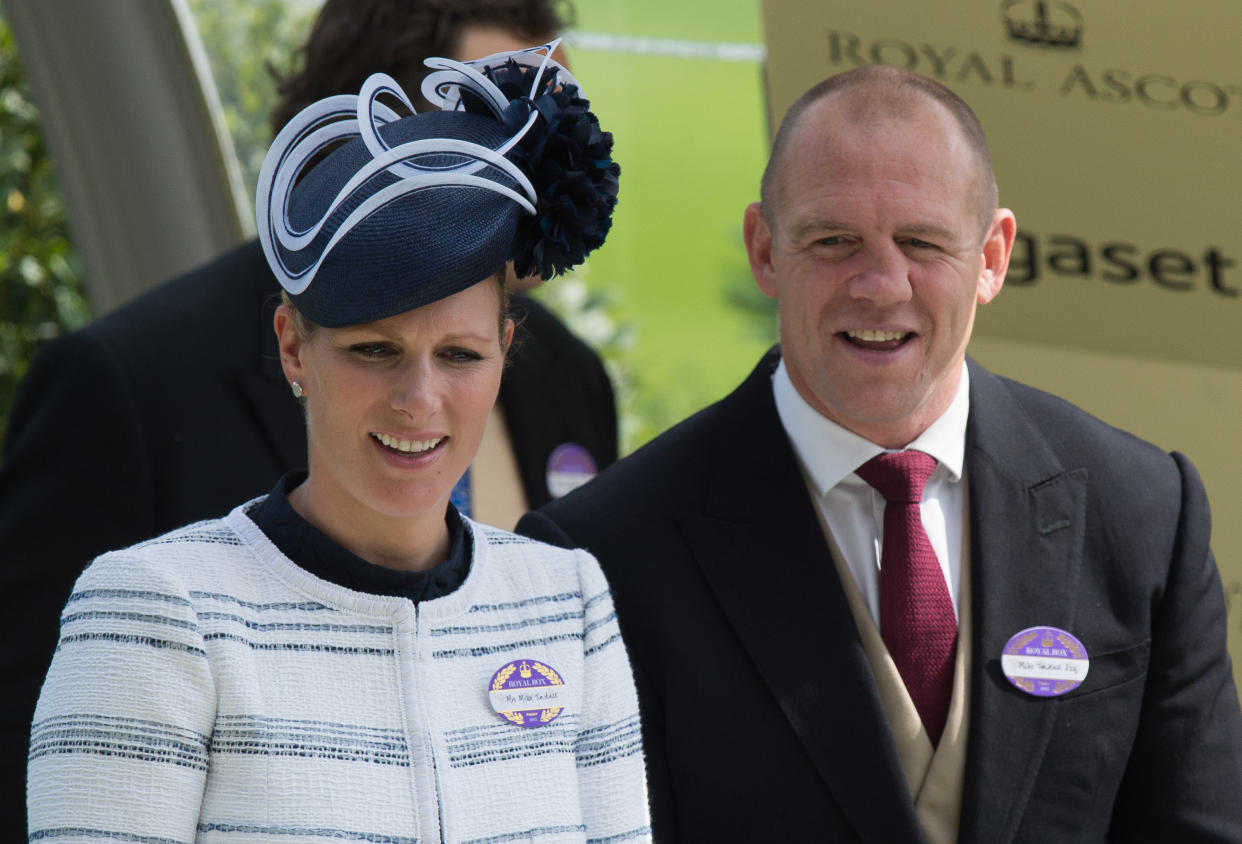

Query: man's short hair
<box><xmin>759</xmin><ymin>65</ymin><xmax>999</xmax><ymax>239</ymax></box>
<box><xmin>270</xmin><ymin>0</ymin><xmax>572</xmax><ymax>133</ymax></box>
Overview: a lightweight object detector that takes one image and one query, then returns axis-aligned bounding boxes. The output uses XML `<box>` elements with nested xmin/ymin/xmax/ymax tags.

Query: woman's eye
<box><xmin>442</xmin><ymin>348</ymin><xmax>484</xmax><ymax>363</ymax></box>
<box><xmin>349</xmin><ymin>343</ymin><xmax>393</xmax><ymax>359</ymax></box>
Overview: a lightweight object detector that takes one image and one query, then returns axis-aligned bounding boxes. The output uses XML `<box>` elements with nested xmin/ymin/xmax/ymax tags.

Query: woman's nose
<box><xmin>389</xmin><ymin>358</ymin><xmax>442</xmax><ymax>418</ymax></box>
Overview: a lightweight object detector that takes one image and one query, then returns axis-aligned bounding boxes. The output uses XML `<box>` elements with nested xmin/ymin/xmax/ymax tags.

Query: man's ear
<box><xmin>977</xmin><ymin>208</ymin><xmax>1017</xmax><ymax>305</ymax></box>
<box><xmin>273</xmin><ymin>304</ymin><xmax>307</xmax><ymax>389</ymax></box>
<box><xmin>744</xmin><ymin>202</ymin><xmax>779</xmax><ymax>299</ymax></box>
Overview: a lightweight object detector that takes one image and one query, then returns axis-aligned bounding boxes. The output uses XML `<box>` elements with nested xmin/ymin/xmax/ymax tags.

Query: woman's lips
<box><xmin>371</xmin><ymin>432</ymin><xmax>443</xmax><ymax>454</ymax></box>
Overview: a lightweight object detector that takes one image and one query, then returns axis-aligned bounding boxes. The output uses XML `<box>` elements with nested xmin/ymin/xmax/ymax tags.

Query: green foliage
<box><xmin>186</xmin><ymin>0</ymin><xmax>317</xmax><ymax>207</ymax></box>
<box><xmin>532</xmin><ymin>271</ymin><xmax>650</xmax><ymax>449</ymax></box>
<box><xmin>0</xmin><ymin>15</ymin><xmax>90</xmax><ymax>449</ymax></box>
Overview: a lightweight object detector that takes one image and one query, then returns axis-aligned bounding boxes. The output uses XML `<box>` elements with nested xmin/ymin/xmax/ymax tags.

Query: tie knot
<box><xmin>857</xmin><ymin>450</ymin><xmax>937</xmax><ymax>503</ymax></box>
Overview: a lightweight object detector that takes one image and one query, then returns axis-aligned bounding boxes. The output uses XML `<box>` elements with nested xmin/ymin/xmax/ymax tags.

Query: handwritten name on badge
<box><xmin>489</xmin><ymin>659</ymin><xmax>568</xmax><ymax>727</ymax></box>
<box><xmin>1001</xmin><ymin>626</ymin><xmax>1090</xmax><ymax>697</ymax></box>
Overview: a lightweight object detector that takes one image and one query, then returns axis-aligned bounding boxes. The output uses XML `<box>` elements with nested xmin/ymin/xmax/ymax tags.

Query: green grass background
<box><xmin>549</xmin><ymin>0</ymin><xmax>775</xmax><ymax>451</ymax></box>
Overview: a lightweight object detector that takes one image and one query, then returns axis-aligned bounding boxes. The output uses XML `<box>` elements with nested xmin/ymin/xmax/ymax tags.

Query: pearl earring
<box><xmin>290</xmin><ymin>381</ymin><xmax>304</xmax><ymax>399</ymax></box>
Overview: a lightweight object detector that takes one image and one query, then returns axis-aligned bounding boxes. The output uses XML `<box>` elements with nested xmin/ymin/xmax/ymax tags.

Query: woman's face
<box><xmin>276</xmin><ymin>280</ymin><xmax>513</xmax><ymax>536</ymax></box>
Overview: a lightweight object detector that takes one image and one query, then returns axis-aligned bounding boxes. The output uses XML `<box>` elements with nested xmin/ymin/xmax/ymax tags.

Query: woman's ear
<box><xmin>273</xmin><ymin>304</ymin><xmax>307</xmax><ymax>389</ymax></box>
<box><xmin>502</xmin><ymin>318</ymin><xmax>516</xmax><ymax>354</ymax></box>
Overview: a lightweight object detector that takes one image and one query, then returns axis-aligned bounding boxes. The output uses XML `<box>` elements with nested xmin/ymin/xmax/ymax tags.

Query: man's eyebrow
<box><xmin>786</xmin><ymin>220</ymin><xmax>959</xmax><ymax>242</ymax></box>
<box><xmin>787</xmin><ymin>218</ymin><xmax>853</xmax><ymax>240</ymax></box>
<box><xmin>897</xmin><ymin>223</ymin><xmax>957</xmax><ymax>240</ymax></box>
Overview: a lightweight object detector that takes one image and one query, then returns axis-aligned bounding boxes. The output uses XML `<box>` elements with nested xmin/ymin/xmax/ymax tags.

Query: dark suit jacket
<box><xmin>518</xmin><ymin>348</ymin><xmax>1242</xmax><ymax>843</ymax></box>
<box><xmin>0</xmin><ymin>238</ymin><xmax>617</xmax><ymax>832</ymax></box>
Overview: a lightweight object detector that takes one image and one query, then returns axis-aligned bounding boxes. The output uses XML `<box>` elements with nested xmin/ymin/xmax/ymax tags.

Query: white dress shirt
<box><xmin>772</xmin><ymin>359</ymin><xmax>970</xmax><ymax>625</ymax></box>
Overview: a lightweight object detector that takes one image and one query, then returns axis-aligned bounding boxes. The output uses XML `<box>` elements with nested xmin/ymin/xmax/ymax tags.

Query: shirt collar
<box><xmin>772</xmin><ymin>358</ymin><xmax>970</xmax><ymax>496</ymax></box>
<box><xmin>247</xmin><ymin>470</ymin><xmax>472</xmax><ymax>602</ymax></box>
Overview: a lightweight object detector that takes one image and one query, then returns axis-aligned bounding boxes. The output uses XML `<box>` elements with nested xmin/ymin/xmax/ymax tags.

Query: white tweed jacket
<box><xmin>28</xmin><ymin>503</ymin><xmax>650</xmax><ymax>844</ymax></box>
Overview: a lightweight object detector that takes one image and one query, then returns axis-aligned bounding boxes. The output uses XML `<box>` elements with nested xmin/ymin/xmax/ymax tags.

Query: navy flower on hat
<box><xmin>256</xmin><ymin>41</ymin><xmax>618</xmax><ymax>328</ymax></box>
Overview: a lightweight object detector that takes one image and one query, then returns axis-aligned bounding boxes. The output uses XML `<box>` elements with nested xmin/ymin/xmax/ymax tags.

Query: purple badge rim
<box><xmin>547</xmin><ymin>442</ymin><xmax>597</xmax><ymax>475</ymax></box>
<box><xmin>1001</xmin><ymin>625</ymin><xmax>1090</xmax><ymax>698</ymax></box>
<box><xmin>489</xmin><ymin>658</ymin><xmax>565</xmax><ymax>728</ymax></box>
<box><xmin>546</xmin><ymin>442</ymin><xmax>598</xmax><ymax>499</ymax></box>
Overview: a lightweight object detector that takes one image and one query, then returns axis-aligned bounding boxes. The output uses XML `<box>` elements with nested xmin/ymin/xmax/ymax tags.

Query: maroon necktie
<box><xmin>856</xmin><ymin>451</ymin><xmax>957</xmax><ymax>745</ymax></box>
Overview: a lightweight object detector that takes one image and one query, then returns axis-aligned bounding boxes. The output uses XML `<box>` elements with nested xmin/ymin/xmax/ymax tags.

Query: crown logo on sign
<box><xmin>1001</xmin><ymin>0</ymin><xmax>1083</xmax><ymax>49</ymax></box>
<box><xmin>519</xmin><ymin>661</ymin><xmax>532</xmax><ymax>678</ymax></box>
<box><xmin>1041</xmin><ymin>634</ymin><xmax>1054</xmax><ymax>648</ymax></box>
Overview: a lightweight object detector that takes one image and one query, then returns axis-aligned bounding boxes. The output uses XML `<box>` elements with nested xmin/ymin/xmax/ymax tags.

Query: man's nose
<box><xmin>846</xmin><ymin>243</ymin><xmax>914</xmax><ymax>306</ymax></box>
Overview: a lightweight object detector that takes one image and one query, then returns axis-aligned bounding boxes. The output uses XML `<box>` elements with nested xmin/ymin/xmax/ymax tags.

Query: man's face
<box><xmin>744</xmin><ymin>94</ymin><xmax>1014</xmax><ymax>447</ymax></box>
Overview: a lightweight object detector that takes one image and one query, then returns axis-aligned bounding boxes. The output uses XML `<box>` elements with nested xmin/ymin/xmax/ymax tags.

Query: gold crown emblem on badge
<box><xmin>1002</xmin><ymin>0</ymin><xmax>1083</xmax><ymax>49</ymax></box>
<box><xmin>1041</xmin><ymin>634</ymin><xmax>1054</xmax><ymax>647</ymax></box>
<box><xmin>519</xmin><ymin>661</ymin><xmax>532</xmax><ymax>678</ymax></box>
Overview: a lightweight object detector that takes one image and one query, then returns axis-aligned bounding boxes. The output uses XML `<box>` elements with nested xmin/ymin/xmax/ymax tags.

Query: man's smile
<box><xmin>842</xmin><ymin>329</ymin><xmax>914</xmax><ymax>351</ymax></box>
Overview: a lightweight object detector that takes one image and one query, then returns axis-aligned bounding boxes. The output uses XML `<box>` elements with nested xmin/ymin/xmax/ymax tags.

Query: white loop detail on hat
<box><xmin>256</xmin><ymin>61</ymin><xmax>545</xmax><ymax>297</ymax></box>
<box><xmin>422</xmin><ymin>40</ymin><xmax>580</xmax><ymax>117</ymax></box>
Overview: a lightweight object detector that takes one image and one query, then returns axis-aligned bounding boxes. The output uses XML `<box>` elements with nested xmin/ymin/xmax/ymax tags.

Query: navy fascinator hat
<box><xmin>256</xmin><ymin>41</ymin><xmax>619</xmax><ymax>328</ymax></box>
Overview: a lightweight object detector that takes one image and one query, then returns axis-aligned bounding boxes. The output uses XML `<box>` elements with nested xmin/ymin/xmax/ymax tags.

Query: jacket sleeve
<box><xmin>1110</xmin><ymin>451</ymin><xmax>1242</xmax><ymax>840</ymax></box>
<box><xmin>26</xmin><ymin>547</ymin><xmax>215</xmax><ymax>842</ymax></box>
<box><xmin>0</xmin><ymin>330</ymin><xmax>158</xmax><ymax>834</ymax></box>
<box><xmin>574</xmin><ymin>549</ymin><xmax>652</xmax><ymax>843</ymax></box>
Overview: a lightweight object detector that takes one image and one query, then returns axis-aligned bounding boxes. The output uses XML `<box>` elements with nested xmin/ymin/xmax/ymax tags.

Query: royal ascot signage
<box><xmin>760</xmin><ymin>0</ymin><xmax>1240</xmax><ymax>368</ymax></box>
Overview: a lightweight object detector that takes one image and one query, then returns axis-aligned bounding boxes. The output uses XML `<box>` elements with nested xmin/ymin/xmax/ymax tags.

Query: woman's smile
<box><xmin>370</xmin><ymin>431</ymin><xmax>449</xmax><ymax>467</ymax></box>
<box><xmin>371</xmin><ymin>432</ymin><xmax>445</xmax><ymax>455</ymax></box>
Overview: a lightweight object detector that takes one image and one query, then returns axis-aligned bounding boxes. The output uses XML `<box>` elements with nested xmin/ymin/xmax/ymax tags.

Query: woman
<box><xmin>28</xmin><ymin>44</ymin><xmax>648</xmax><ymax>844</ymax></box>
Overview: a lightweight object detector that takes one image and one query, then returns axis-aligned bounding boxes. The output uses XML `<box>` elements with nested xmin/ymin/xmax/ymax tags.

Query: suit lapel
<box><xmin>678</xmin><ymin>351</ymin><xmax>924</xmax><ymax>842</ymax></box>
<box><xmin>959</xmin><ymin>360</ymin><xmax>1087</xmax><ymax>844</ymax></box>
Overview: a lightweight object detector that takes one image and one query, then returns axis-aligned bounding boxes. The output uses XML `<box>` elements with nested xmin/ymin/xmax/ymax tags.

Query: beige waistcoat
<box><xmin>811</xmin><ymin>486</ymin><xmax>972</xmax><ymax>844</ymax></box>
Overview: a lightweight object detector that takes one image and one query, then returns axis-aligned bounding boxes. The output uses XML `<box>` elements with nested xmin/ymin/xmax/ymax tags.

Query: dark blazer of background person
<box><xmin>518</xmin><ymin>349</ymin><xmax>1242</xmax><ymax>843</ymax></box>
<box><xmin>0</xmin><ymin>238</ymin><xmax>617</xmax><ymax>832</ymax></box>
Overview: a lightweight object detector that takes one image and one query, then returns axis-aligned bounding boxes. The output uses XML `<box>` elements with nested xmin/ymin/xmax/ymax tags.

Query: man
<box><xmin>518</xmin><ymin>65</ymin><xmax>1242</xmax><ymax>841</ymax></box>
<box><xmin>0</xmin><ymin>0</ymin><xmax>614</xmax><ymax>833</ymax></box>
